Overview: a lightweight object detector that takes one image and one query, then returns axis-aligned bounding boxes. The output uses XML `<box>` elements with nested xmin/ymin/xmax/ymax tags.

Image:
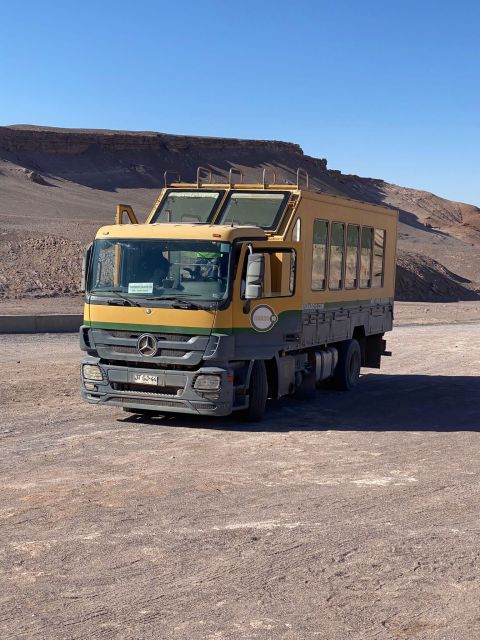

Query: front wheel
<box><xmin>241</xmin><ymin>360</ymin><xmax>268</xmax><ymax>421</ymax></box>
<box><xmin>333</xmin><ymin>339</ymin><xmax>361</xmax><ymax>391</ymax></box>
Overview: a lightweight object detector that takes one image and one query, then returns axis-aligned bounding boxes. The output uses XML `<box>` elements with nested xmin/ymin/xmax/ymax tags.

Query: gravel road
<box><xmin>1</xmin><ymin>322</ymin><xmax>479</xmax><ymax>640</ymax></box>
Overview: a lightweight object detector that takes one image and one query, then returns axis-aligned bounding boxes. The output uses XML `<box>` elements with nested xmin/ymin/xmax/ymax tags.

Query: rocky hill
<box><xmin>0</xmin><ymin>124</ymin><xmax>479</xmax><ymax>303</ymax></box>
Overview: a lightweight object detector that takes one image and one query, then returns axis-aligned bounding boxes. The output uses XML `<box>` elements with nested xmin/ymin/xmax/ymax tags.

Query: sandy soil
<box><xmin>393</xmin><ymin>301</ymin><xmax>480</xmax><ymax>325</ymax></box>
<box><xmin>0</xmin><ymin>295</ymin><xmax>84</xmax><ymax>315</ymax></box>
<box><xmin>1</xmin><ymin>317</ymin><xmax>480</xmax><ymax>639</ymax></box>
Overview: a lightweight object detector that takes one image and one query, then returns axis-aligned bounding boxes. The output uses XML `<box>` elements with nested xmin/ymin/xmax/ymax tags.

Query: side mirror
<box><xmin>80</xmin><ymin>243</ymin><xmax>93</xmax><ymax>293</ymax></box>
<box><xmin>245</xmin><ymin>252</ymin><xmax>264</xmax><ymax>300</ymax></box>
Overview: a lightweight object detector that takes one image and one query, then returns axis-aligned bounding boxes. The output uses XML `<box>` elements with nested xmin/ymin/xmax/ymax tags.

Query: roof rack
<box><xmin>296</xmin><ymin>168</ymin><xmax>309</xmax><ymax>189</ymax></box>
<box><xmin>163</xmin><ymin>170</ymin><xmax>181</xmax><ymax>187</ymax></box>
<box><xmin>228</xmin><ymin>168</ymin><xmax>244</xmax><ymax>186</ymax></box>
<box><xmin>196</xmin><ymin>166</ymin><xmax>212</xmax><ymax>187</ymax></box>
<box><xmin>162</xmin><ymin>166</ymin><xmax>310</xmax><ymax>189</ymax></box>
<box><xmin>262</xmin><ymin>168</ymin><xmax>277</xmax><ymax>187</ymax></box>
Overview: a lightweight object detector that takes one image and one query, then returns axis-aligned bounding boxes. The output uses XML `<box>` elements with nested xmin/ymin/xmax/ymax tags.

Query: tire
<box><xmin>241</xmin><ymin>360</ymin><xmax>268</xmax><ymax>421</ymax></box>
<box><xmin>332</xmin><ymin>339</ymin><xmax>361</xmax><ymax>391</ymax></box>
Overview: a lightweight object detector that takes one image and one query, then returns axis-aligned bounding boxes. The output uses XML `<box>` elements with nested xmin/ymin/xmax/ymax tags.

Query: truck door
<box><xmin>232</xmin><ymin>241</ymin><xmax>303</xmax><ymax>359</ymax></box>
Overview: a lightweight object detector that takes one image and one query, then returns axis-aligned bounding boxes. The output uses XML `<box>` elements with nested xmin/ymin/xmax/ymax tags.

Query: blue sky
<box><xmin>1</xmin><ymin>0</ymin><xmax>479</xmax><ymax>204</ymax></box>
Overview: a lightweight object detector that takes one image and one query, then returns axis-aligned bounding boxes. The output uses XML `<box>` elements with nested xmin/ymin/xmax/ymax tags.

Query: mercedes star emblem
<box><xmin>137</xmin><ymin>333</ymin><xmax>157</xmax><ymax>357</ymax></box>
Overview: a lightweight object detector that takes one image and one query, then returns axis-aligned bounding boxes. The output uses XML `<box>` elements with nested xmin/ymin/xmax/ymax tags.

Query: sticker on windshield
<box><xmin>128</xmin><ymin>282</ymin><xmax>153</xmax><ymax>294</ymax></box>
<box><xmin>250</xmin><ymin>305</ymin><xmax>278</xmax><ymax>332</ymax></box>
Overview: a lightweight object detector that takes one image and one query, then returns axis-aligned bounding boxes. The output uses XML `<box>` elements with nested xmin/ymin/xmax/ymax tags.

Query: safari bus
<box><xmin>80</xmin><ymin>168</ymin><xmax>398</xmax><ymax>420</ymax></box>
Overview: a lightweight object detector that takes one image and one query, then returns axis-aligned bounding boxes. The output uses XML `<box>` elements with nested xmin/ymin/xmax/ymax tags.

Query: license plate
<box><xmin>133</xmin><ymin>374</ymin><xmax>158</xmax><ymax>386</ymax></box>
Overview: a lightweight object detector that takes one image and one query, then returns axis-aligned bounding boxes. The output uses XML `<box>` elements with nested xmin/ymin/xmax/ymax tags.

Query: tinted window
<box><xmin>292</xmin><ymin>218</ymin><xmax>301</xmax><ymax>241</ymax></box>
<box><xmin>345</xmin><ymin>225</ymin><xmax>360</xmax><ymax>289</ymax></box>
<box><xmin>268</xmin><ymin>250</ymin><xmax>296</xmax><ymax>297</ymax></box>
<box><xmin>328</xmin><ymin>222</ymin><xmax>345</xmax><ymax>290</ymax></box>
<box><xmin>241</xmin><ymin>249</ymin><xmax>296</xmax><ymax>299</ymax></box>
<box><xmin>373</xmin><ymin>229</ymin><xmax>385</xmax><ymax>287</ymax></box>
<box><xmin>360</xmin><ymin>227</ymin><xmax>373</xmax><ymax>288</ymax></box>
<box><xmin>216</xmin><ymin>192</ymin><xmax>288</xmax><ymax>229</ymax></box>
<box><xmin>312</xmin><ymin>220</ymin><xmax>328</xmax><ymax>290</ymax></box>
<box><xmin>151</xmin><ymin>190</ymin><xmax>223</xmax><ymax>223</ymax></box>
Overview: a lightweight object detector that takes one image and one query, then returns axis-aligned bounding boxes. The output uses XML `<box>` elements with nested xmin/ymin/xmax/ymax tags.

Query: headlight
<box><xmin>194</xmin><ymin>374</ymin><xmax>221</xmax><ymax>391</ymax></box>
<box><xmin>82</xmin><ymin>364</ymin><xmax>103</xmax><ymax>381</ymax></box>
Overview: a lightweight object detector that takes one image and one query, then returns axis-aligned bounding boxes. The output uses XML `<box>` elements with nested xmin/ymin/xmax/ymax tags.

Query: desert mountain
<box><xmin>0</xmin><ymin>125</ymin><xmax>479</xmax><ymax>302</ymax></box>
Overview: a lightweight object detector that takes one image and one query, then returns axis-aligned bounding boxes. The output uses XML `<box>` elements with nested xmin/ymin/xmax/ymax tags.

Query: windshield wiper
<box><xmin>102</xmin><ymin>292</ymin><xmax>142</xmax><ymax>307</ymax></box>
<box><xmin>149</xmin><ymin>295</ymin><xmax>213</xmax><ymax>310</ymax></box>
<box><xmin>172</xmin><ymin>300</ymin><xmax>208</xmax><ymax>310</ymax></box>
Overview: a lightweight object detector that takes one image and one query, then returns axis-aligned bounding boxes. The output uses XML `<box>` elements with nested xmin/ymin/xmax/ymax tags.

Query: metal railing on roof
<box><xmin>162</xmin><ymin>166</ymin><xmax>310</xmax><ymax>189</ymax></box>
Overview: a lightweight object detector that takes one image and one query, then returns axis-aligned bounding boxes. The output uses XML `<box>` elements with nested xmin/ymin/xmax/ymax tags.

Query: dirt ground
<box><xmin>0</xmin><ymin>295</ymin><xmax>84</xmax><ymax>315</ymax></box>
<box><xmin>1</xmin><ymin>315</ymin><xmax>480</xmax><ymax>639</ymax></box>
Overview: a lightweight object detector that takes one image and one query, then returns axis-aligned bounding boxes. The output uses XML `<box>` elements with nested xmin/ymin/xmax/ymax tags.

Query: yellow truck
<box><xmin>80</xmin><ymin>169</ymin><xmax>398</xmax><ymax>420</ymax></box>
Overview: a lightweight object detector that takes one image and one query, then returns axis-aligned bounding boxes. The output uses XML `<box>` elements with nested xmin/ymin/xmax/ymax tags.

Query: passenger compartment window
<box><xmin>241</xmin><ymin>249</ymin><xmax>296</xmax><ymax>298</ymax></box>
<box><xmin>345</xmin><ymin>224</ymin><xmax>360</xmax><ymax>289</ymax></box>
<box><xmin>373</xmin><ymin>229</ymin><xmax>385</xmax><ymax>287</ymax></box>
<box><xmin>292</xmin><ymin>218</ymin><xmax>301</xmax><ymax>242</ymax></box>
<box><xmin>328</xmin><ymin>222</ymin><xmax>345</xmax><ymax>290</ymax></box>
<box><xmin>269</xmin><ymin>250</ymin><xmax>295</xmax><ymax>297</ymax></box>
<box><xmin>360</xmin><ymin>227</ymin><xmax>373</xmax><ymax>288</ymax></box>
<box><xmin>312</xmin><ymin>219</ymin><xmax>328</xmax><ymax>290</ymax></box>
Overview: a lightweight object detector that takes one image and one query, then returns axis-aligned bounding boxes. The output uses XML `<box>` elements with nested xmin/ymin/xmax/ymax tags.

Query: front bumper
<box><xmin>80</xmin><ymin>356</ymin><xmax>235</xmax><ymax>416</ymax></box>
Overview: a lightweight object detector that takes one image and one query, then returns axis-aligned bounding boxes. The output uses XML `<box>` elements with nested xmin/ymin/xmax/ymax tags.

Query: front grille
<box><xmin>111</xmin><ymin>382</ymin><xmax>183</xmax><ymax>396</ymax></box>
<box><xmin>158</xmin><ymin>349</ymin><xmax>188</xmax><ymax>357</ymax></box>
<box><xmin>157</xmin><ymin>333</ymin><xmax>191</xmax><ymax>343</ymax></box>
<box><xmin>111</xmin><ymin>346</ymin><xmax>138</xmax><ymax>354</ymax></box>
<box><xmin>150</xmin><ymin>399</ymin><xmax>187</xmax><ymax>408</ymax></box>
<box><xmin>104</xmin><ymin>360</ymin><xmax>197</xmax><ymax>371</ymax></box>
<box><xmin>110</xmin><ymin>346</ymin><xmax>188</xmax><ymax>357</ymax></box>
<box><xmin>109</xmin><ymin>330</ymin><xmax>191</xmax><ymax>342</ymax></box>
<box><xmin>192</xmin><ymin>402</ymin><xmax>217</xmax><ymax>410</ymax></box>
<box><xmin>107</xmin><ymin>397</ymin><xmax>188</xmax><ymax>408</ymax></box>
<box><xmin>93</xmin><ymin>327</ymin><xmax>207</xmax><ymax>369</ymax></box>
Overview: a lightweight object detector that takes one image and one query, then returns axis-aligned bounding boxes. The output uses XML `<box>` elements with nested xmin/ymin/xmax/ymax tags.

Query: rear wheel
<box><xmin>241</xmin><ymin>360</ymin><xmax>268</xmax><ymax>421</ymax></box>
<box><xmin>333</xmin><ymin>339</ymin><xmax>361</xmax><ymax>390</ymax></box>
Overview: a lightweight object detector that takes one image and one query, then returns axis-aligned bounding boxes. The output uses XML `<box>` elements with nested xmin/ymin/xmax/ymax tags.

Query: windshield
<box><xmin>216</xmin><ymin>191</ymin><xmax>289</xmax><ymax>229</ymax></box>
<box><xmin>88</xmin><ymin>238</ymin><xmax>231</xmax><ymax>304</ymax></box>
<box><xmin>150</xmin><ymin>190</ymin><xmax>224</xmax><ymax>223</ymax></box>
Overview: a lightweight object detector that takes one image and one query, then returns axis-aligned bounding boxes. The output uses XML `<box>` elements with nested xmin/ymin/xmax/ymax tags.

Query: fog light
<box><xmin>194</xmin><ymin>374</ymin><xmax>221</xmax><ymax>391</ymax></box>
<box><xmin>203</xmin><ymin>392</ymin><xmax>220</xmax><ymax>400</ymax></box>
<box><xmin>83</xmin><ymin>364</ymin><xmax>103</xmax><ymax>381</ymax></box>
<box><xmin>84</xmin><ymin>382</ymin><xmax>97</xmax><ymax>391</ymax></box>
